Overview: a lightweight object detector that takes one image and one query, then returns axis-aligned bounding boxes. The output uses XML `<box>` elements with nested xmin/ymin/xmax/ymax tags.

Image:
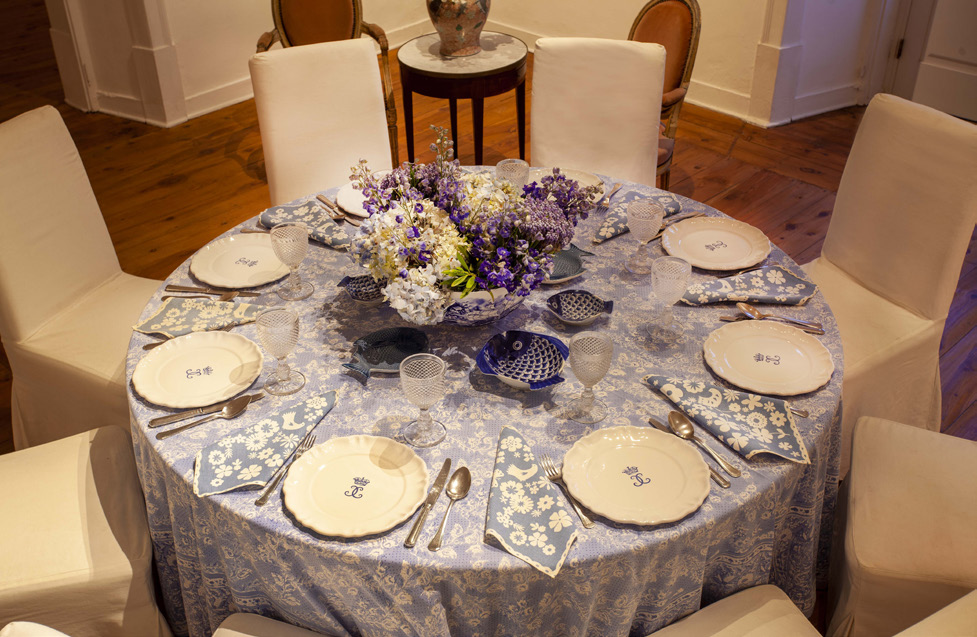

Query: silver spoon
<box><xmin>736</xmin><ymin>302</ymin><xmax>824</xmax><ymax>333</ymax></box>
<box><xmin>668</xmin><ymin>411</ymin><xmax>742</xmax><ymax>478</ymax></box>
<box><xmin>156</xmin><ymin>394</ymin><xmax>252</xmax><ymax>440</ymax></box>
<box><xmin>428</xmin><ymin>466</ymin><xmax>471</xmax><ymax>552</ymax></box>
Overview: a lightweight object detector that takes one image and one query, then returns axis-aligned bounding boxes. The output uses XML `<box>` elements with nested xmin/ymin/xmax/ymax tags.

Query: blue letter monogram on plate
<box><xmin>234</xmin><ymin>257</ymin><xmax>259</xmax><ymax>267</ymax></box>
<box><xmin>623</xmin><ymin>465</ymin><xmax>651</xmax><ymax>487</ymax></box>
<box><xmin>186</xmin><ymin>366</ymin><xmax>214</xmax><ymax>379</ymax></box>
<box><xmin>753</xmin><ymin>353</ymin><xmax>781</xmax><ymax>365</ymax></box>
<box><xmin>345</xmin><ymin>477</ymin><xmax>370</xmax><ymax>498</ymax></box>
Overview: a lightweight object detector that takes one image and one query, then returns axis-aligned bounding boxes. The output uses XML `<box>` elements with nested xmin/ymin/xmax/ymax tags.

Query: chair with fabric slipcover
<box><xmin>255</xmin><ymin>0</ymin><xmax>398</xmax><ymax>167</ymax></box>
<box><xmin>801</xmin><ymin>93</ymin><xmax>977</xmax><ymax>476</ymax></box>
<box><xmin>530</xmin><ymin>37</ymin><xmax>666</xmax><ymax>187</ymax></box>
<box><xmin>212</xmin><ymin>613</ymin><xmax>338</xmax><ymax>637</ymax></box>
<box><xmin>826</xmin><ymin>416</ymin><xmax>977</xmax><ymax>637</ymax></box>
<box><xmin>0</xmin><ymin>105</ymin><xmax>161</xmax><ymax>450</ymax></box>
<box><xmin>249</xmin><ymin>38</ymin><xmax>393</xmax><ymax>206</ymax></box>
<box><xmin>0</xmin><ymin>426</ymin><xmax>171</xmax><ymax>637</ymax></box>
<box><xmin>628</xmin><ymin>0</ymin><xmax>701</xmax><ymax>191</ymax></box>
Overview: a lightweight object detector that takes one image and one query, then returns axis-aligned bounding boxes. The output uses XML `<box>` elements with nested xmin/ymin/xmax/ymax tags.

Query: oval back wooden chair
<box><xmin>256</xmin><ymin>0</ymin><xmax>398</xmax><ymax>166</ymax></box>
<box><xmin>628</xmin><ymin>0</ymin><xmax>701</xmax><ymax>190</ymax></box>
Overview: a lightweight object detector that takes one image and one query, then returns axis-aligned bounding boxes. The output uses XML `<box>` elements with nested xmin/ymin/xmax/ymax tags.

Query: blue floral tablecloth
<box><xmin>126</xmin><ymin>176</ymin><xmax>843</xmax><ymax>637</ymax></box>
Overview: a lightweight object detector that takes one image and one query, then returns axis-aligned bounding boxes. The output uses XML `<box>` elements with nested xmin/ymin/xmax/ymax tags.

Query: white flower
<box><xmin>536</xmin><ymin>495</ymin><xmax>555</xmax><ymax>512</ymax></box>
<box><xmin>529</xmin><ymin>531</ymin><xmax>548</xmax><ymax>547</ymax></box>
<box><xmin>548</xmin><ymin>510</ymin><xmax>572</xmax><ymax>532</ymax></box>
<box><xmin>510</xmin><ymin>530</ymin><xmax>527</xmax><ymax>545</ymax></box>
<box><xmin>500</xmin><ymin>436</ymin><xmax>523</xmax><ymax>452</ymax></box>
<box><xmin>237</xmin><ymin>464</ymin><xmax>264</xmax><ymax>480</ymax></box>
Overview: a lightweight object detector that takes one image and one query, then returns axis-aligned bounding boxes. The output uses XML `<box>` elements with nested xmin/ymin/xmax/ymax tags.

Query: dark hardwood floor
<box><xmin>1</xmin><ymin>0</ymin><xmax>974</xmax><ymax>458</ymax></box>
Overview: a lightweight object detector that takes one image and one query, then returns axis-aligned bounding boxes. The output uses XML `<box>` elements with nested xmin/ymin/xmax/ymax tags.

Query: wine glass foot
<box><xmin>564</xmin><ymin>397</ymin><xmax>608</xmax><ymax>424</ymax></box>
<box><xmin>403</xmin><ymin>419</ymin><xmax>446</xmax><ymax>448</ymax></box>
<box><xmin>278</xmin><ymin>281</ymin><xmax>314</xmax><ymax>301</ymax></box>
<box><xmin>625</xmin><ymin>254</ymin><xmax>654</xmax><ymax>275</ymax></box>
<box><xmin>645</xmin><ymin>322</ymin><xmax>682</xmax><ymax>343</ymax></box>
<box><xmin>264</xmin><ymin>370</ymin><xmax>306</xmax><ymax>396</ymax></box>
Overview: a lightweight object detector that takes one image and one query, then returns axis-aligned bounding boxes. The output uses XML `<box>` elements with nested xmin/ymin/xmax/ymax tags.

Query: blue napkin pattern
<box><xmin>682</xmin><ymin>265</ymin><xmax>817</xmax><ymax>306</ymax></box>
<box><xmin>259</xmin><ymin>200</ymin><xmax>350</xmax><ymax>248</ymax></box>
<box><xmin>644</xmin><ymin>376</ymin><xmax>810</xmax><ymax>464</ymax></box>
<box><xmin>593</xmin><ymin>190</ymin><xmax>682</xmax><ymax>244</ymax></box>
<box><xmin>133</xmin><ymin>297</ymin><xmax>267</xmax><ymax>338</ymax></box>
<box><xmin>485</xmin><ymin>426</ymin><xmax>578</xmax><ymax>577</ymax></box>
<box><xmin>193</xmin><ymin>391</ymin><xmax>337</xmax><ymax>496</ymax></box>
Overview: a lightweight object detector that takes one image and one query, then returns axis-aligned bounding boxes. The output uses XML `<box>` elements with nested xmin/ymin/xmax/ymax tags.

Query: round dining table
<box><xmin>126</xmin><ymin>173</ymin><xmax>843</xmax><ymax>637</ymax></box>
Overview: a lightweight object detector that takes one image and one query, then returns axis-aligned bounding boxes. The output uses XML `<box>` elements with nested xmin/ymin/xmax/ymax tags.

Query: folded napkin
<box><xmin>681</xmin><ymin>265</ymin><xmax>817</xmax><ymax>306</ymax></box>
<box><xmin>133</xmin><ymin>297</ymin><xmax>267</xmax><ymax>338</ymax></box>
<box><xmin>644</xmin><ymin>376</ymin><xmax>810</xmax><ymax>464</ymax></box>
<box><xmin>593</xmin><ymin>190</ymin><xmax>683</xmax><ymax>244</ymax></box>
<box><xmin>259</xmin><ymin>200</ymin><xmax>350</xmax><ymax>248</ymax></box>
<box><xmin>485</xmin><ymin>426</ymin><xmax>578</xmax><ymax>577</ymax></box>
<box><xmin>193</xmin><ymin>391</ymin><xmax>337</xmax><ymax>496</ymax></box>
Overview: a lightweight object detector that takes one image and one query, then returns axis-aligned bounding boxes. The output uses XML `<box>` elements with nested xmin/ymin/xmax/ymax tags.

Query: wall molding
<box><xmin>185</xmin><ymin>76</ymin><xmax>255</xmax><ymax>121</ymax></box>
<box><xmin>686</xmin><ymin>80</ymin><xmax>752</xmax><ymax>121</ymax></box>
<box><xmin>791</xmin><ymin>83</ymin><xmax>860</xmax><ymax>122</ymax></box>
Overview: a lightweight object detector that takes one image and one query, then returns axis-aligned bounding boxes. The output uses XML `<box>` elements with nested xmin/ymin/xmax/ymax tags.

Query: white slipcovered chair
<box><xmin>896</xmin><ymin>589</ymin><xmax>977</xmax><ymax>637</ymax></box>
<box><xmin>800</xmin><ymin>93</ymin><xmax>977</xmax><ymax>475</ymax></box>
<box><xmin>0</xmin><ymin>426</ymin><xmax>171</xmax><ymax>637</ymax></box>
<box><xmin>0</xmin><ymin>105</ymin><xmax>161</xmax><ymax>449</ymax></box>
<box><xmin>249</xmin><ymin>38</ymin><xmax>393</xmax><ymax>206</ymax></box>
<box><xmin>530</xmin><ymin>37</ymin><xmax>666</xmax><ymax>187</ymax></box>
<box><xmin>213</xmin><ymin>613</ymin><xmax>337</xmax><ymax>637</ymax></box>
<box><xmin>827</xmin><ymin>416</ymin><xmax>977</xmax><ymax>637</ymax></box>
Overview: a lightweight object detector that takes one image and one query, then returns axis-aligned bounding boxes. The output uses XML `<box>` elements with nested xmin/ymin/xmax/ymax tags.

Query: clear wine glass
<box><xmin>399</xmin><ymin>353</ymin><xmax>447</xmax><ymax>447</ymax></box>
<box><xmin>496</xmin><ymin>158</ymin><xmax>530</xmax><ymax>190</ymax></box>
<box><xmin>270</xmin><ymin>222</ymin><xmax>314</xmax><ymax>301</ymax></box>
<box><xmin>256</xmin><ymin>309</ymin><xmax>305</xmax><ymax>396</ymax></box>
<box><xmin>649</xmin><ymin>256</ymin><xmax>692</xmax><ymax>341</ymax></box>
<box><xmin>563</xmin><ymin>331</ymin><xmax>614</xmax><ymax>424</ymax></box>
<box><xmin>625</xmin><ymin>199</ymin><xmax>666</xmax><ymax>274</ymax></box>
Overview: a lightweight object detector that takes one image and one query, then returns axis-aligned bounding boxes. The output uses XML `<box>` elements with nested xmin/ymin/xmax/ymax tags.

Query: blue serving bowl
<box><xmin>337</xmin><ymin>275</ymin><xmax>385</xmax><ymax>306</ymax></box>
<box><xmin>475</xmin><ymin>330</ymin><xmax>569</xmax><ymax>390</ymax></box>
<box><xmin>546</xmin><ymin>289</ymin><xmax>613</xmax><ymax>326</ymax></box>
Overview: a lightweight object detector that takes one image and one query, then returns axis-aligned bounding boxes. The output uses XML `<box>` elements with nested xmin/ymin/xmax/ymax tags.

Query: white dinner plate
<box><xmin>283</xmin><ymin>435</ymin><xmax>429</xmax><ymax>537</ymax></box>
<box><xmin>189</xmin><ymin>234</ymin><xmax>290</xmax><ymax>289</ymax></box>
<box><xmin>661</xmin><ymin>217</ymin><xmax>771</xmax><ymax>270</ymax></box>
<box><xmin>131</xmin><ymin>331</ymin><xmax>263</xmax><ymax>408</ymax></box>
<box><xmin>562</xmin><ymin>425</ymin><xmax>710</xmax><ymax>525</ymax></box>
<box><xmin>336</xmin><ymin>182</ymin><xmax>370</xmax><ymax>217</ymax></box>
<box><xmin>703</xmin><ymin>321</ymin><xmax>834</xmax><ymax>396</ymax></box>
<box><xmin>530</xmin><ymin>167</ymin><xmax>605</xmax><ymax>200</ymax></box>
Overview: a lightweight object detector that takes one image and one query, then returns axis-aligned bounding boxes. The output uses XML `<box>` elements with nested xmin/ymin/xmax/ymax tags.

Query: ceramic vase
<box><xmin>441</xmin><ymin>287</ymin><xmax>523</xmax><ymax>326</ymax></box>
<box><xmin>426</xmin><ymin>0</ymin><xmax>491</xmax><ymax>57</ymax></box>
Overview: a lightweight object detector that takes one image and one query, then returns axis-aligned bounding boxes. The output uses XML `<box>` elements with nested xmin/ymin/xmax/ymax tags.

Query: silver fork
<box><xmin>143</xmin><ymin>323</ymin><xmax>234</xmax><ymax>350</ymax></box>
<box><xmin>539</xmin><ymin>454</ymin><xmax>595</xmax><ymax>528</ymax></box>
<box><xmin>595</xmin><ymin>182</ymin><xmax>622</xmax><ymax>212</ymax></box>
<box><xmin>255</xmin><ymin>430</ymin><xmax>316</xmax><ymax>506</ymax></box>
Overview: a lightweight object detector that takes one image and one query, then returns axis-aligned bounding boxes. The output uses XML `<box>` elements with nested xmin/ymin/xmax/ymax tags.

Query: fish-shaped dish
<box><xmin>337</xmin><ymin>275</ymin><xmax>385</xmax><ymax>306</ymax></box>
<box><xmin>475</xmin><ymin>330</ymin><xmax>569</xmax><ymax>390</ymax></box>
<box><xmin>544</xmin><ymin>244</ymin><xmax>593</xmax><ymax>285</ymax></box>
<box><xmin>343</xmin><ymin>327</ymin><xmax>429</xmax><ymax>385</ymax></box>
<box><xmin>546</xmin><ymin>290</ymin><xmax>613</xmax><ymax>326</ymax></box>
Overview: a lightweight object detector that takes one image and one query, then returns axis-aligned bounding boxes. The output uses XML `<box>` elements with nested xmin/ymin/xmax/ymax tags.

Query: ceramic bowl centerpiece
<box><xmin>546</xmin><ymin>290</ymin><xmax>613</xmax><ymax>326</ymax></box>
<box><xmin>427</xmin><ymin>0</ymin><xmax>491</xmax><ymax>57</ymax></box>
<box><xmin>347</xmin><ymin>128</ymin><xmax>600</xmax><ymax>327</ymax></box>
<box><xmin>475</xmin><ymin>330</ymin><xmax>569</xmax><ymax>390</ymax></box>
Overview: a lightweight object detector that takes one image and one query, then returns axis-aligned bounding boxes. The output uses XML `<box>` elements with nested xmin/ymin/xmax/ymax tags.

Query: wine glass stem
<box><xmin>579</xmin><ymin>386</ymin><xmax>595</xmax><ymax>410</ymax></box>
<box><xmin>276</xmin><ymin>358</ymin><xmax>291</xmax><ymax>383</ymax></box>
<box><xmin>288</xmin><ymin>268</ymin><xmax>301</xmax><ymax>292</ymax></box>
<box><xmin>416</xmin><ymin>407</ymin><xmax>433</xmax><ymax>426</ymax></box>
<box><xmin>662</xmin><ymin>305</ymin><xmax>674</xmax><ymax>327</ymax></box>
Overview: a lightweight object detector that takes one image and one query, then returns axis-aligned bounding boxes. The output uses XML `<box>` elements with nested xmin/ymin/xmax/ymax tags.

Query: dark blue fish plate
<box><xmin>546</xmin><ymin>289</ymin><xmax>613</xmax><ymax>326</ymax></box>
<box><xmin>337</xmin><ymin>275</ymin><xmax>385</xmax><ymax>306</ymax></box>
<box><xmin>475</xmin><ymin>330</ymin><xmax>569</xmax><ymax>390</ymax></box>
<box><xmin>544</xmin><ymin>243</ymin><xmax>594</xmax><ymax>285</ymax></box>
<box><xmin>343</xmin><ymin>327</ymin><xmax>428</xmax><ymax>385</ymax></box>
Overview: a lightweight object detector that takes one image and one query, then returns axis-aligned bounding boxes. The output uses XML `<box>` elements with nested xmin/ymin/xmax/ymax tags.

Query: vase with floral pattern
<box><xmin>427</xmin><ymin>0</ymin><xmax>491</xmax><ymax>57</ymax></box>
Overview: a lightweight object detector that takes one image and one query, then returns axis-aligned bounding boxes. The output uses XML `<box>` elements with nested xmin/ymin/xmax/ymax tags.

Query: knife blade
<box><xmin>148</xmin><ymin>393</ymin><xmax>264</xmax><ymax>428</ymax></box>
<box><xmin>648</xmin><ymin>417</ymin><xmax>730</xmax><ymax>489</ymax></box>
<box><xmin>404</xmin><ymin>458</ymin><xmax>452</xmax><ymax>548</ymax></box>
<box><xmin>164</xmin><ymin>284</ymin><xmax>260</xmax><ymax>297</ymax></box>
<box><xmin>316</xmin><ymin>194</ymin><xmax>346</xmax><ymax>221</ymax></box>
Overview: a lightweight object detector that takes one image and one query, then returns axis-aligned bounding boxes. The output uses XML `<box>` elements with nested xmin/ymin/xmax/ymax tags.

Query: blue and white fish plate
<box><xmin>337</xmin><ymin>275</ymin><xmax>385</xmax><ymax>306</ymax></box>
<box><xmin>475</xmin><ymin>330</ymin><xmax>569</xmax><ymax>390</ymax></box>
<box><xmin>343</xmin><ymin>327</ymin><xmax>429</xmax><ymax>385</ymax></box>
<box><xmin>546</xmin><ymin>289</ymin><xmax>613</xmax><ymax>326</ymax></box>
<box><xmin>543</xmin><ymin>244</ymin><xmax>593</xmax><ymax>285</ymax></box>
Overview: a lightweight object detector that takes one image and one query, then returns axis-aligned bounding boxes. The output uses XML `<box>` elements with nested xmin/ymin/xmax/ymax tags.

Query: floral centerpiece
<box><xmin>349</xmin><ymin>129</ymin><xmax>599</xmax><ymax>325</ymax></box>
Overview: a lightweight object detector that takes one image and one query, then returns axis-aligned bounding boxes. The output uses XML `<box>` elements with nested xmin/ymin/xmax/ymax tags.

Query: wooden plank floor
<box><xmin>1</xmin><ymin>0</ymin><xmax>974</xmax><ymax>457</ymax></box>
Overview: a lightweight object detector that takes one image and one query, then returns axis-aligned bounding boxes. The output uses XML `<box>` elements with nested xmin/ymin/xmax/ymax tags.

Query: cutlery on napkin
<box><xmin>133</xmin><ymin>296</ymin><xmax>267</xmax><ymax>339</ymax></box>
<box><xmin>484</xmin><ymin>426</ymin><xmax>578</xmax><ymax>578</ymax></box>
<box><xmin>165</xmin><ymin>284</ymin><xmax>261</xmax><ymax>297</ymax></box>
<box><xmin>149</xmin><ymin>393</ymin><xmax>265</xmax><ymax>428</ymax></box>
<box><xmin>193</xmin><ymin>391</ymin><xmax>337</xmax><ymax>497</ymax></box>
<box><xmin>258</xmin><ymin>200</ymin><xmax>351</xmax><ymax>248</ymax></box>
<box><xmin>681</xmin><ymin>265</ymin><xmax>817</xmax><ymax>306</ymax></box>
<box><xmin>644</xmin><ymin>376</ymin><xmax>811</xmax><ymax>464</ymax></box>
<box><xmin>592</xmin><ymin>190</ymin><xmax>685</xmax><ymax>244</ymax></box>
<box><xmin>647</xmin><ymin>416</ymin><xmax>729</xmax><ymax>488</ymax></box>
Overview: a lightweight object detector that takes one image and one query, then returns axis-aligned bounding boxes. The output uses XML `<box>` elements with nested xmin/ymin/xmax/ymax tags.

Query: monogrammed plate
<box><xmin>189</xmin><ymin>234</ymin><xmax>289</xmax><ymax>288</ymax></box>
<box><xmin>283</xmin><ymin>435</ymin><xmax>429</xmax><ymax>538</ymax></box>
<box><xmin>661</xmin><ymin>217</ymin><xmax>770</xmax><ymax>271</ymax></box>
<box><xmin>562</xmin><ymin>426</ymin><xmax>709</xmax><ymax>525</ymax></box>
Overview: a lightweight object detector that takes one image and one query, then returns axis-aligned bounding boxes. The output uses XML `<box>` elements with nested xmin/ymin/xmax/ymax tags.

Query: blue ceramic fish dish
<box><xmin>546</xmin><ymin>289</ymin><xmax>613</xmax><ymax>326</ymax></box>
<box><xmin>475</xmin><ymin>330</ymin><xmax>569</xmax><ymax>390</ymax></box>
<box><xmin>544</xmin><ymin>243</ymin><xmax>593</xmax><ymax>285</ymax></box>
<box><xmin>337</xmin><ymin>275</ymin><xmax>385</xmax><ymax>306</ymax></box>
<box><xmin>343</xmin><ymin>327</ymin><xmax>428</xmax><ymax>385</ymax></box>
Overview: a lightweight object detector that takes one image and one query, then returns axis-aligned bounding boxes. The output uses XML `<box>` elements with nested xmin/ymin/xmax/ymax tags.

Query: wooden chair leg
<box><xmin>659</xmin><ymin>168</ymin><xmax>670</xmax><ymax>191</ymax></box>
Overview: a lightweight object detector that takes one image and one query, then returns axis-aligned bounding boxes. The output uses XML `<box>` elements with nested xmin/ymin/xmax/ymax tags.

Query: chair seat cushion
<box><xmin>214</xmin><ymin>613</ymin><xmax>337</xmax><ymax>637</ymax></box>
<box><xmin>896</xmin><ymin>590</ymin><xmax>977</xmax><ymax>636</ymax></box>
<box><xmin>658</xmin><ymin>137</ymin><xmax>675</xmax><ymax>167</ymax></box>
<box><xmin>649</xmin><ymin>585</ymin><xmax>820</xmax><ymax>636</ymax></box>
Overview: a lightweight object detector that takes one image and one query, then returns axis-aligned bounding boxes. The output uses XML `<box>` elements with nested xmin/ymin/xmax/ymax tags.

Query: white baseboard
<box><xmin>93</xmin><ymin>92</ymin><xmax>159</xmax><ymax>126</ymax></box>
<box><xmin>385</xmin><ymin>20</ymin><xmax>439</xmax><ymax>50</ymax></box>
<box><xmin>185</xmin><ymin>77</ymin><xmax>255</xmax><ymax>121</ymax></box>
<box><xmin>791</xmin><ymin>83</ymin><xmax>860</xmax><ymax>121</ymax></box>
<box><xmin>686</xmin><ymin>80</ymin><xmax>752</xmax><ymax>121</ymax></box>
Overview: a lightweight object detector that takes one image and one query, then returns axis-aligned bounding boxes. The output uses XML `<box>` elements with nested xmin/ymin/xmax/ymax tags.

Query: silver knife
<box><xmin>148</xmin><ymin>393</ymin><xmax>264</xmax><ymax>428</ymax></box>
<box><xmin>404</xmin><ymin>458</ymin><xmax>452</xmax><ymax>548</ymax></box>
<box><xmin>648</xmin><ymin>417</ymin><xmax>730</xmax><ymax>489</ymax></box>
<box><xmin>164</xmin><ymin>284</ymin><xmax>261</xmax><ymax>297</ymax></box>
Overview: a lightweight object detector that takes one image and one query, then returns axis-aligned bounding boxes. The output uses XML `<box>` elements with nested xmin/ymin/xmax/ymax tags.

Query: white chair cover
<box><xmin>530</xmin><ymin>37</ymin><xmax>665</xmax><ymax>187</ymax></box>
<box><xmin>827</xmin><ymin>417</ymin><xmax>977</xmax><ymax>637</ymax></box>
<box><xmin>0</xmin><ymin>106</ymin><xmax>160</xmax><ymax>449</ymax></box>
<box><xmin>0</xmin><ymin>427</ymin><xmax>171</xmax><ymax>637</ymax></box>
<box><xmin>0</xmin><ymin>623</ymin><xmax>72</xmax><ymax>637</ymax></box>
<box><xmin>249</xmin><ymin>39</ymin><xmax>393</xmax><ymax>206</ymax></box>
<box><xmin>213</xmin><ymin>613</ymin><xmax>336</xmax><ymax>637</ymax></box>
<box><xmin>897</xmin><ymin>590</ymin><xmax>977</xmax><ymax>637</ymax></box>
<box><xmin>646</xmin><ymin>585</ymin><xmax>820</xmax><ymax>636</ymax></box>
<box><xmin>802</xmin><ymin>93</ymin><xmax>977</xmax><ymax>475</ymax></box>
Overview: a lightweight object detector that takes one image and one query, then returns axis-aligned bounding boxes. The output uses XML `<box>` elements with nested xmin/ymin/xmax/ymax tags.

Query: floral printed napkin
<box><xmin>193</xmin><ymin>391</ymin><xmax>337</xmax><ymax>496</ymax></box>
<box><xmin>485</xmin><ymin>426</ymin><xmax>578</xmax><ymax>578</ymax></box>
<box><xmin>133</xmin><ymin>297</ymin><xmax>267</xmax><ymax>338</ymax></box>
<box><xmin>681</xmin><ymin>265</ymin><xmax>817</xmax><ymax>306</ymax></box>
<box><xmin>644</xmin><ymin>376</ymin><xmax>810</xmax><ymax>464</ymax></box>
<box><xmin>258</xmin><ymin>200</ymin><xmax>350</xmax><ymax>248</ymax></box>
<box><xmin>593</xmin><ymin>190</ymin><xmax>682</xmax><ymax>244</ymax></box>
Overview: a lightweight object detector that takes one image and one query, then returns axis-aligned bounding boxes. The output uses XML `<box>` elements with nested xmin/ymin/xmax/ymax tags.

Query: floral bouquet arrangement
<box><xmin>348</xmin><ymin>129</ymin><xmax>600</xmax><ymax>325</ymax></box>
